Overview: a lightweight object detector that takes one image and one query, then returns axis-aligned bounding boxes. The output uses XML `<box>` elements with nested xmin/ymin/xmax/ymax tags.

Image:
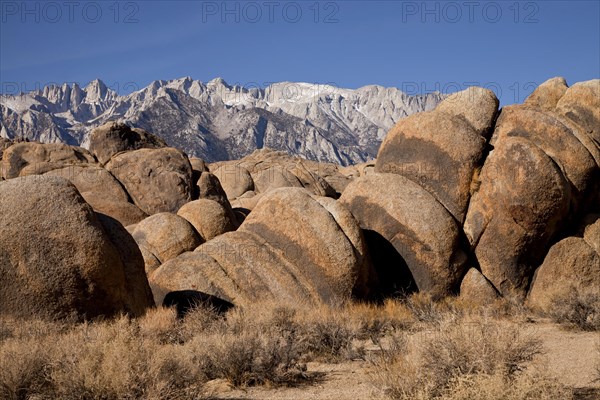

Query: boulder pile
<box><xmin>0</xmin><ymin>78</ymin><xmax>597</xmax><ymax>320</ymax></box>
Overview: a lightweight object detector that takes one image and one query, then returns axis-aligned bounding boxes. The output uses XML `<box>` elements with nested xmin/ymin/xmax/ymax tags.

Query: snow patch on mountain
<box><xmin>0</xmin><ymin>77</ymin><xmax>445</xmax><ymax>165</ymax></box>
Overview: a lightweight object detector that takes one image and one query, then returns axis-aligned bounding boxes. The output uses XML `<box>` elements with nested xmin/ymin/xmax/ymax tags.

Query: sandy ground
<box><xmin>208</xmin><ymin>321</ymin><xmax>599</xmax><ymax>400</ymax></box>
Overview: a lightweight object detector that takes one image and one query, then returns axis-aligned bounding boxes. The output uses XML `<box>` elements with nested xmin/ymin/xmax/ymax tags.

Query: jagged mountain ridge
<box><xmin>0</xmin><ymin>77</ymin><xmax>445</xmax><ymax>165</ymax></box>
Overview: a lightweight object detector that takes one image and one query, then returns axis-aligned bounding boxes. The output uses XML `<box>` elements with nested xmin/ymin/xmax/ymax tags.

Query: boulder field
<box><xmin>0</xmin><ymin>78</ymin><xmax>598</xmax><ymax>320</ymax></box>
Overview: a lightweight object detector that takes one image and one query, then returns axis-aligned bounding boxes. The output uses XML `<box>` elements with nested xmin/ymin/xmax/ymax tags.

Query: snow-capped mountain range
<box><xmin>0</xmin><ymin>77</ymin><xmax>445</xmax><ymax>165</ymax></box>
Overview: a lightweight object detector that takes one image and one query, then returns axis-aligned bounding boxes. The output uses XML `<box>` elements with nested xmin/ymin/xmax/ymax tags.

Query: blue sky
<box><xmin>1</xmin><ymin>0</ymin><xmax>598</xmax><ymax>104</ymax></box>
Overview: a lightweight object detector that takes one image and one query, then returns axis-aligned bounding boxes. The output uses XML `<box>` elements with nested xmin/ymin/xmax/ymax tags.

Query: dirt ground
<box><xmin>209</xmin><ymin>320</ymin><xmax>600</xmax><ymax>400</ymax></box>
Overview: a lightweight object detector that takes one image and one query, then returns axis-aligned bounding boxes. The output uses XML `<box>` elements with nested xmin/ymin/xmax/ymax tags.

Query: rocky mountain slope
<box><xmin>0</xmin><ymin>78</ymin><xmax>444</xmax><ymax>165</ymax></box>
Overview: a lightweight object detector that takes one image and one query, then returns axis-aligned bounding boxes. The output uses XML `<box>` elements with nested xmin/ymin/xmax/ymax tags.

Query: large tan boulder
<box><xmin>177</xmin><ymin>199</ymin><xmax>237</xmax><ymax>241</ymax></box>
<box><xmin>527</xmin><ymin>236</ymin><xmax>600</xmax><ymax>312</ymax></box>
<box><xmin>211</xmin><ymin>164</ymin><xmax>254</xmax><ymax>199</ymax></box>
<box><xmin>83</xmin><ymin>195</ymin><xmax>148</xmax><ymax>227</ymax></box>
<box><xmin>339</xmin><ymin>173</ymin><xmax>468</xmax><ymax>298</ymax></box>
<box><xmin>239</xmin><ymin>188</ymin><xmax>365</xmax><ymax>299</ymax></box>
<box><xmin>434</xmin><ymin>86</ymin><xmax>499</xmax><ymax>137</ymax></box>
<box><xmin>197</xmin><ymin>171</ymin><xmax>230</xmax><ymax>205</ymax></box>
<box><xmin>88</xmin><ymin>122</ymin><xmax>167</xmax><ymax>165</ymax></box>
<box><xmin>230</xmin><ymin>191</ymin><xmax>263</xmax><ymax>211</ymax></box>
<box><xmin>464</xmin><ymin>137</ymin><xmax>571</xmax><ymax>296</ymax></box>
<box><xmin>44</xmin><ymin>165</ymin><xmax>129</xmax><ymax>203</ymax></box>
<box><xmin>131</xmin><ymin>212</ymin><xmax>201</xmax><ymax>266</ymax></box>
<box><xmin>1</xmin><ymin>142</ymin><xmax>96</xmax><ymax>179</ymax></box>
<box><xmin>149</xmin><ymin>251</ymin><xmax>240</xmax><ymax>306</ymax></box>
<box><xmin>251</xmin><ymin>165</ymin><xmax>304</xmax><ymax>193</ymax></box>
<box><xmin>312</xmin><ymin>196</ymin><xmax>375</xmax><ymax>298</ymax></box>
<box><xmin>524</xmin><ymin>77</ymin><xmax>568</xmax><ymax>111</ymax></box>
<box><xmin>219</xmin><ymin>148</ymin><xmax>339</xmax><ymax>197</ymax></box>
<box><xmin>459</xmin><ymin>268</ymin><xmax>499</xmax><ymax>305</ymax></box>
<box><xmin>0</xmin><ymin>138</ymin><xmax>11</xmax><ymax>161</ymax></box>
<box><xmin>555</xmin><ymin>79</ymin><xmax>600</xmax><ymax>144</ymax></box>
<box><xmin>2</xmin><ymin>145</ymin><xmax>142</xmax><ymax>230</ymax></box>
<box><xmin>288</xmin><ymin>165</ymin><xmax>336</xmax><ymax>197</ymax></box>
<box><xmin>189</xmin><ymin>157</ymin><xmax>208</xmax><ymax>173</ymax></box>
<box><xmin>492</xmin><ymin>105</ymin><xmax>598</xmax><ymax>205</ymax></box>
<box><xmin>376</xmin><ymin>110</ymin><xmax>487</xmax><ymax>222</ymax></box>
<box><xmin>106</xmin><ymin>147</ymin><xmax>193</xmax><ymax>215</ymax></box>
<box><xmin>150</xmin><ymin>188</ymin><xmax>368</xmax><ymax>307</ymax></box>
<box><xmin>583</xmin><ymin>215</ymin><xmax>600</xmax><ymax>254</ymax></box>
<box><xmin>95</xmin><ymin>214</ymin><xmax>155</xmax><ymax>315</ymax></box>
<box><xmin>0</xmin><ymin>175</ymin><xmax>153</xmax><ymax>320</ymax></box>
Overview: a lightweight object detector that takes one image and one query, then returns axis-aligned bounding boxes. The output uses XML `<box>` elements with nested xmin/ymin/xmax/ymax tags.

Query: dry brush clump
<box><xmin>369</xmin><ymin>316</ymin><xmax>567</xmax><ymax>400</ymax></box>
<box><xmin>0</xmin><ymin>294</ymin><xmax>567</xmax><ymax>399</ymax></box>
<box><xmin>0</xmin><ymin>302</ymin><xmax>370</xmax><ymax>398</ymax></box>
<box><xmin>546</xmin><ymin>289</ymin><xmax>600</xmax><ymax>331</ymax></box>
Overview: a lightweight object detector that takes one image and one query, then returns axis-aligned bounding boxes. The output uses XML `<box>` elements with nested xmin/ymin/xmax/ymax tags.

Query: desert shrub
<box><xmin>222</xmin><ymin>303</ymin><xmax>365</xmax><ymax>363</ymax></box>
<box><xmin>0</xmin><ymin>338</ymin><xmax>53</xmax><ymax>400</ymax></box>
<box><xmin>547</xmin><ymin>289</ymin><xmax>600</xmax><ymax>331</ymax></box>
<box><xmin>49</xmin><ymin>316</ymin><xmax>206</xmax><ymax>399</ymax></box>
<box><xmin>0</xmin><ymin>314</ymin><xmax>209</xmax><ymax>399</ymax></box>
<box><xmin>402</xmin><ymin>292</ymin><xmax>460</xmax><ymax>325</ymax></box>
<box><xmin>138</xmin><ymin>306</ymin><xmax>182</xmax><ymax>344</ymax></box>
<box><xmin>187</xmin><ymin>305</ymin><xmax>307</xmax><ymax>386</ymax></box>
<box><xmin>342</xmin><ymin>300</ymin><xmax>416</xmax><ymax>341</ymax></box>
<box><xmin>191</xmin><ymin>331</ymin><xmax>301</xmax><ymax>387</ymax></box>
<box><xmin>439</xmin><ymin>371</ymin><xmax>572</xmax><ymax>400</ymax></box>
<box><xmin>371</xmin><ymin>318</ymin><xmax>547</xmax><ymax>399</ymax></box>
<box><xmin>291</xmin><ymin>304</ymin><xmax>365</xmax><ymax>362</ymax></box>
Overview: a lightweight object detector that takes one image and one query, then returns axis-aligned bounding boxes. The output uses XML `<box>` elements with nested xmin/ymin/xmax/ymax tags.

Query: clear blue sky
<box><xmin>1</xmin><ymin>0</ymin><xmax>599</xmax><ymax>104</ymax></box>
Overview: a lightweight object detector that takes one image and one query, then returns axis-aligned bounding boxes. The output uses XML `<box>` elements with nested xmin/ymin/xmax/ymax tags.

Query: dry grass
<box><xmin>0</xmin><ymin>293</ymin><xmax>570</xmax><ymax>399</ymax></box>
<box><xmin>0</xmin><ymin>302</ymin><xmax>365</xmax><ymax>398</ymax></box>
<box><xmin>369</xmin><ymin>316</ymin><xmax>565</xmax><ymax>399</ymax></box>
<box><xmin>547</xmin><ymin>289</ymin><xmax>600</xmax><ymax>331</ymax></box>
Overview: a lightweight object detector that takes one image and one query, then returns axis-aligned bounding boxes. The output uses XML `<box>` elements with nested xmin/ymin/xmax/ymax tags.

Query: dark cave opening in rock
<box><xmin>363</xmin><ymin>229</ymin><xmax>418</xmax><ymax>299</ymax></box>
<box><xmin>163</xmin><ymin>290</ymin><xmax>234</xmax><ymax>318</ymax></box>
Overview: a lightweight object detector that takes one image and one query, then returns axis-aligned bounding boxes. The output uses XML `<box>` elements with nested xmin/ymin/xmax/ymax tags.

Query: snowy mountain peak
<box><xmin>84</xmin><ymin>79</ymin><xmax>113</xmax><ymax>103</ymax></box>
<box><xmin>0</xmin><ymin>77</ymin><xmax>446</xmax><ymax>165</ymax></box>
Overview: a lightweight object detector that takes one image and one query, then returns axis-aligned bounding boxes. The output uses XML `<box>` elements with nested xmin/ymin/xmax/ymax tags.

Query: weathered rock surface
<box><xmin>312</xmin><ymin>196</ymin><xmax>374</xmax><ymax>298</ymax></box>
<box><xmin>555</xmin><ymin>79</ymin><xmax>600</xmax><ymax>144</ymax></box>
<box><xmin>150</xmin><ymin>250</ymin><xmax>241</xmax><ymax>306</ymax></box>
<box><xmin>106</xmin><ymin>147</ymin><xmax>193</xmax><ymax>214</ymax></box>
<box><xmin>197</xmin><ymin>171</ymin><xmax>230</xmax><ymax>205</ymax></box>
<box><xmin>96</xmin><ymin>213</ymin><xmax>155</xmax><ymax>315</ymax></box>
<box><xmin>189</xmin><ymin>157</ymin><xmax>208</xmax><ymax>173</ymax></box>
<box><xmin>211</xmin><ymin>164</ymin><xmax>254</xmax><ymax>199</ymax></box>
<box><xmin>582</xmin><ymin>215</ymin><xmax>600</xmax><ymax>254</ymax></box>
<box><xmin>375</xmin><ymin>86</ymin><xmax>498</xmax><ymax>223</ymax></box>
<box><xmin>239</xmin><ymin>188</ymin><xmax>365</xmax><ymax>299</ymax></box>
<box><xmin>88</xmin><ymin>121</ymin><xmax>167</xmax><ymax>165</ymax></box>
<box><xmin>83</xmin><ymin>195</ymin><xmax>148</xmax><ymax>227</ymax></box>
<box><xmin>230</xmin><ymin>192</ymin><xmax>263</xmax><ymax>211</ymax></box>
<box><xmin>492</xmin><ymin>105</ymin><xmax>598</xmax><ymax>208</ymax></box>
<box><xmin>434</xmin><ymin>86</ymin><xmax>499</xmax><ymax>137</ymax></box>
<box><xmin>150</xmin><ymin>188</ymin><xmax>368</xmax><ymax>307</ymax></box>
<box><xmin>212</xmin><ymin>149</ymin><xmax>342</xmax><ymax>197</ymax></box>
<box><xmin>177</xmin><ymin>199</ymin><xmax>237</xmax><ymax>241</ymax></box>
<box><xmin>524</xmin><ymin>77</ymin><xmax>568</xmax><ymax>111</ymax></box>
<box><xmin>0</xmin><ymin>138</ymin><xmax>11</xmax><ymax>161</ymax></box>
<box><xmin>251</xmin><ymin>165</ymin><xmax>304</xmax><ymax>193</ymax></box>
<box><xmin>339</xmin><ymin>173</ymin><xmax>468</xmax><ymax>297</ymax></box>
<box><xmin>376</xmin><ymin>111</ymin><xmax>487</xmax><ymax>222</ymax></box>
<box><xmin>44</xmin><ymin>165</ymin><xmax>129</xmax><ymax>203</ymax></box>
<box><xmin>131</xmin><ymin>212</ymin><xmax>201</xmax><ymax>267</ymax></box>
<box><xmin>1</xmin><ymin>142</ymin><xmax>96</xmax><ymax>179</ymax></box>
<box><xmin>0</xmin><ymin>175</ymin><xmax>153</xmax><ymax>320</ymax></box>
<box><xmin>459</xmin><ymin>268</ymin><xmax>499</xmax><ymax>305</ymax></box>
<box><xmin>464</xmin><ymin>137</ymin><xmax>571</xmax><ymax>296</ymax></box>
<box><xmin>527</xmin><ymin>236</ymin><xmax>600</xmax><ymax>312</ymax></box>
